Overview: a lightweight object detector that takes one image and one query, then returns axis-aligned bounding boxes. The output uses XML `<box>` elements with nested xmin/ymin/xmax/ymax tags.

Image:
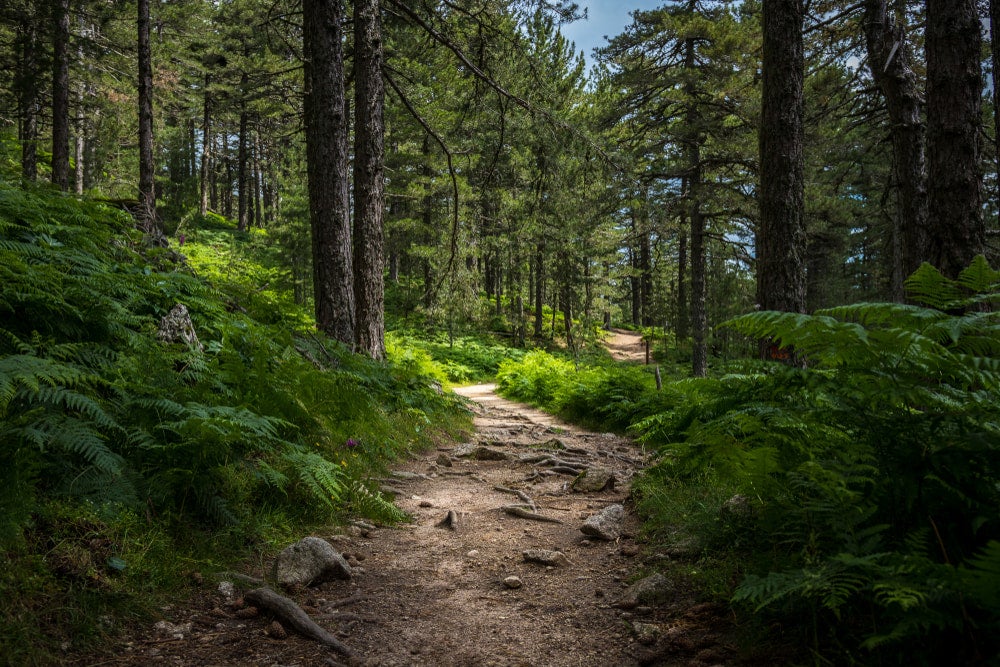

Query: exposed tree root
<box><xmin>245</xmin><ymin>587</ymin><xmax>355</xmax><ymax>657</ymax></box>
<box><xmin>494</xmin><ymin>485</ymin><xmax>537</xmax><ymax>510</ymax></box>
<box><xmin>501</xmin><ymin>504</ymin><xmax>563</xmax><ymax>523</ymax></box>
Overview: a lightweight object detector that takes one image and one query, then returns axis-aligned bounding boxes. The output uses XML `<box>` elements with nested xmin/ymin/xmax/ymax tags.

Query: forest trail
<box><xmin>605</xmin><ymin>329</ymin><xmax>647</xmax><ymax>364</ymax></box>
<box><xmin>77</xmin><ymin>386</ymin><xmax>738</xmax><ymax>667</ymax></box>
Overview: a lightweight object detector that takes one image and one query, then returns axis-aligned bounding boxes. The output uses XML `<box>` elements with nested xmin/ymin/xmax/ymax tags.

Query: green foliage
<box><xmin>0</xmin><ymin>182</ymin><xmax>470</xmax><ymax>661</ymax></box>
<box><xmin>632</xmin><ymin>258</ymin><xmax>1000</xmax><ymax>662</ymax></box>
<box><xmin>496</xmin><ymin>350</ymin><xmax>670</xmax><ymax>431</ymax></box>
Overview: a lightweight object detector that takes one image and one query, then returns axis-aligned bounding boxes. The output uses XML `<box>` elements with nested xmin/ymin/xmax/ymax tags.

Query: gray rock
<box><xmin>571</xmin><ymin>467</ymin><xmax>616</xmax><ymax>493</ymax></box>
<box><xmin>620</xmin><ymin>572</ymin><xmax>673</xmax><ymax>607</ymax></box>
<box><xmin>273</xmin><ymin>537</ymin><xmax>351</xmax><ymax>587</ymax></box>
<box><xmin>522</xmin><ymin>549</ymin><xmax>569</xmax><ymax>567</ymax></box>
<box><xmin>453</xmin><ymin>443</ymin><xmax>510</xmax><ymax>461</ymax></box>
<box><xmin>632</xmin><ymin>622</ymin><xmax>660</xmax><ymax>645</ymax></box>
<box><xmin>503</xmin><ymin>575</ymin><xmax>523</xmax><ymax>589</ymax></box>
<box><xmin>580</xmin><ymin>503</ymin><xmax>626</xmax><ymax>541</ymax></box>
<box><xmin>157</xmin><ymin>303</ymin><xmax>203</xmax><ymax>351</ymax></box>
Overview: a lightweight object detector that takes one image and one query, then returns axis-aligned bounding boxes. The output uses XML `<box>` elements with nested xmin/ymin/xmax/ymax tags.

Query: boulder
<box><xmin>522</xmin><ymin>549</ymin><xmax>569</xmax><ymax>567</ymax></box>
<box><xmin>580</xmin><ymin>503</ymin><xmax>626</xmax><ymax>541</ymax></box>
<box><xmin>273</xmin><ymin>537</ymin><xmax>351</xmax><ymax>587</ymax></box>
<box><xmin>571</xmin><ymin>467</ymin><xmax>616</xmax><ymax>493</ymax></box>
<box><xmin>157</xmin><ymin>303</ymin><xmax>203</xmax><ymax>351</ymax></box>
<box><xmin>619</xmin><ymin>572</ymin><xmax>674</xmax><ymax>608</ymax></box>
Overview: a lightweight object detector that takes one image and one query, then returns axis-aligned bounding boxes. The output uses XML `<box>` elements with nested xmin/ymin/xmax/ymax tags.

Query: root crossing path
<box><xmin>83</xmin><ymin>385</ymin><xmax>738</xmax><ymax>666</ymax></box>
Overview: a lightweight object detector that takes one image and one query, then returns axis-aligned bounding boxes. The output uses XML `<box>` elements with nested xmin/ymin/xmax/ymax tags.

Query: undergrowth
<box><xmin>0</xmin><ymin>182</ymin><xmax>468</xmax><ymax>662</ymax></box>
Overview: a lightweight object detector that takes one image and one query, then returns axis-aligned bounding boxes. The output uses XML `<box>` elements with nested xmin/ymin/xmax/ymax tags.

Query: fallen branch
<box><xmin>502</xmin><ymin>504</ymin><xmax>563</xmax><ymax>524</ymax></box>
<box><xmin>245</xmin><ymin>587</ymin><xmax>354</xmax><ymax>657</ymax></box>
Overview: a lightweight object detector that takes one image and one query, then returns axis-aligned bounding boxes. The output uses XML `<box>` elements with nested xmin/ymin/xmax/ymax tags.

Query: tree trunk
<box><xmin>863</xmin><ymin>0</ymin><xmax>926</xmax><ymax>298</ymax></box>
<box><xmin>925</xmin><ymin>0</ymin><xmax>984</xmax><ymax>279</ymax></box>
<box><xmin>686</xmin><ymin>33</ymin><xmax>707</xmax><ymax>378</ymax></box>
<box><xmin>993</xmin><ymin>0</ymin><xmax>1000</xmax><ymax>231</ymax></box>
<box><xmin>200</xmin><ymin>76</ymin><xmax>211</xmax><ymax>216</ymax></box>
<box><xmin>757</xmin><ymin>0</ymin><xmax>806</xmax><ymax>316</ymax></box>
<box><xmin>353</xmin><ymin>0</ymin><xmax>386</xmax><ymax>360</ymax></box>
<box><xmin>303</xmin><ymin>0</ymin><xmax>355</xmax><ymax>344</ymax></box>
<box><xmin>676</xmin><ymin>183</ymin><xmax>689</xmax><ymax>341</ymax></box>
<box><xmin>137</xmin><ymin>0</ymin><xmax>158</xmax><ymax>236</ymax></box>
<box><xmin>17</xmin><ymin>6</ymin><xmax>41</xmax><ymax>183</ymax></box>
<box><xmin>51</xmin><ymin>0</ymin><xmax>71</xmax><ymax>191</ymax></box>
<box><xmin>533</xmin><ymin>243</ymin><xmax>545</xmax><ymax>338</ymax></box>
<box><xmin>237</xmin><ymin>94</ymin><xmax>250</xmax><ymax>231</ymax></box>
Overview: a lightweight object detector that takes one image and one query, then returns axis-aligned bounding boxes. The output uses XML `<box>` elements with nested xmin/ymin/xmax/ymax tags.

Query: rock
<box><xmin>571</xmin><ymin>467</ymin><xmax>616</xmax><ymax>493</ymax></box>
<box><xmin>522</xmin><ymin>549</ymin><xmax>569</xmax><ymax>567</ymax></box>
<box><xmin>620</xmin><ymin>544</ymin><xmax>641</xmax><ymax>558</ymax></box>
<box><xmin>720</xmin><ymin>494</ymin><xmax>754</xmax><ymax>520</ymax></box>
<box><xmin>436</xmin><ymin>453</ymin><xmax>453</xmax><ymax>467</ymax></box>
<box><xmin>153</xmin><ymin>620</ymin><xmax>193</xmax><ymax>639</ymax></box>
<box><xmin>156</xmin><ymin>303</ymin><xmax>203</xmax><ymax>351</ymax></box>
<box><xmin>466</xmin><ymin>549</ymin><xmax>480</xmax><ymax>558</ymax></box>
<box><xmin>503</xmin><ymin>575</ymin><xmax>523</xmax><ymax>589</ymax></box>
<box><xmin>453</xmin><ymin>442</ymin><xmax>510</xmax><ymax>460</ymax></box>
<box><xmin>619</xmin><ymin>573</ymin><xmax>674</xmax><ymax>608</ymax></box>
<box><xmin>580</xmin><ymin>504</ymin><xmax>626</xmax><ymax>541</ymax></box>
<box><xmin>632</xmin><ymin>622</ymin><xmax>661</xmax><ymax>645</ymax></box>
<box><xmin>273</xmin><ymin>537</ymin><xmax>352</xmax><ymax>587</ymax></box>
<box><xmin>418</xmin><ymin>500</ymin><xmax>433</xmax><ymax>508</ymax></box>
<box><xmin>217</xmin><ymin>581</ymin><xmax>235</xmax><ymax>600</ymax></box>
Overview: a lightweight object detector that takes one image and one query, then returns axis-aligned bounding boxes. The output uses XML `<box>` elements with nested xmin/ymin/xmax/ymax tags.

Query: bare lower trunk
<box><xmin>303</xmin><ymin>0</ymin><xmax>355</xmax><ymax>344</ymax></box>
<box><xmin>353</xmin><ymin>0</ymin><xmax>386</xmax><ymax>360</ymax></box>
<box><xmin>137</xmin><ymin>0</ymin><xmax>158</xmax><ymax>235</ymax></box>
<box><xmin>51</xmin><ymin>0</ymin><xmax>71</xmax><ymax>191</ymax></box>
<box><xmin>925</xmin><ymin>0</ymin><xmax>984</xmax><ymax>279</ymax></box>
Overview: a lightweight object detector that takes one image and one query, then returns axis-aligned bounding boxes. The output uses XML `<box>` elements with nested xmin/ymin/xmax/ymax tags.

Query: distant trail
<box><xmin>605</xmin><ymin>328</ymin><xmax>647</xmax><ymax>363</ymax></box>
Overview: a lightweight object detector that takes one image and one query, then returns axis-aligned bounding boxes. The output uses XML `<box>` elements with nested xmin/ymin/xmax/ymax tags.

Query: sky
<box><xmin>558</xmin><ymin>1</ymin><xmax>665</xmax><ymax>65</ymax></box>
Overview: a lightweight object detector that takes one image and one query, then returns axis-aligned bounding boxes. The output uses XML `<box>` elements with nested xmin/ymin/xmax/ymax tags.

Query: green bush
<box><xmin>633</xmin><ymin>258</ymin><xmax>1000</xmax><ymax>663</ymax></box>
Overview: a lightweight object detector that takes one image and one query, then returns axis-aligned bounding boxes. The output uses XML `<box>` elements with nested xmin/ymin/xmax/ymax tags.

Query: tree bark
<box><xmin>993</xmin><ymin>0</ymin><xmax>1000</xmax><ymax>231</ymax></box>
<box><xmin>237</xmin><ymin>92</ymin><xmax>250</xmax><ymax>231</ymax></box>
<box><xmin>353</xmin><ymin>0</ymin><xmax>386</xmax><ymax>360</ymax></box>
<box><xmin>757</xmin><ymin>0</ymin><xmax>806</xmax><ymax>315</ymax></box>
<box><xmin>863</xmin><ymin>0</ymin><xmax>926</xmax><ymax>298</ymax></box>
<box><xmin>199</xmin><ymin>75</ymin><xmax>211</xmax><ymax>216</ymax></box>
<box><xmin>925</xmin><ymin>0</ymin><xmax>983</xmax><ymax>279</ymax></box>
<box><xmin>676</xmin><ymin>196</ymin><xmax>688</xmax><ymax>341</ymax></box>
<box><xmin>16</xmin><ymin>4</ymin><xmax>41</xmax><ymax>183</ymax></box>
<box><xmin>137</xmin><ymin>0</ymin><xmax>158</xmax><ymax>235</ymax></box>
<box><xmin>303</xmin><ymin>0</ymin><xmax>355</xmax><ymax>344</ymax></box>
<box><xmin>51</xmin><ymin>0</ymin><xmax>71</xmax><ymax>191</ymax></box>
<box><xmin>533</xmin><ymin>243</ymin><xmax>545</xmax><ymax>338</ymax></box>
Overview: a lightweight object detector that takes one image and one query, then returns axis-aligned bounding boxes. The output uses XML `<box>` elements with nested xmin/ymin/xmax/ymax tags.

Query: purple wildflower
<box><xmin>345</xmin><ymin>438</ymin><xmax>359</xmax><ymax>448</ymax></box>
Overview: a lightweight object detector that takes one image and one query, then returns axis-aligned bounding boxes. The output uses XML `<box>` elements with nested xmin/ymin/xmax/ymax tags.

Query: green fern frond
<box><xmin>282</xmin><ymin>448</ymin><xmax>344</xmax><ymax>508</ymax></box>
<box><xmin>905</xmin><ymin>263</ymin><xmax>963</xmax><ymax>310</ymax></box>
<box><xmin>347</xmin><ymin>480</ymin><xmax>408</xmax><ymax>524</ymax></box>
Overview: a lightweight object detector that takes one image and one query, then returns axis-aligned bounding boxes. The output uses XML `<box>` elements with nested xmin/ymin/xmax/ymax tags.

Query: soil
<box><xmin>71</xmin><ymin>378</ymin><xmax>745</xmax><ymax>667</ymax></box>
<box><xmin>604</xmin><ymin>329</ymin><xmax>648</xmax><ymax>364</ymax></box>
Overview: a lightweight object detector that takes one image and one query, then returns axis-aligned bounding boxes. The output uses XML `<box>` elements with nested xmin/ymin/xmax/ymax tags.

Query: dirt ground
<box><xmin>72</xmin><ymin>377</ymin><xmax>743</xmax><ymax>667</ymax></box>
<box><xmin>604</xmin><ymin>329</ymin><xmax>649</xmax><ymax>364</ymax></box>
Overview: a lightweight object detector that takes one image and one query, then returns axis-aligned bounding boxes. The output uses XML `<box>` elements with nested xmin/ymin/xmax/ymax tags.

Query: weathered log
<box><xmin>244</xmin><ymin>587</ymin><xmax>354</xmax><ymax>657</ymax></box>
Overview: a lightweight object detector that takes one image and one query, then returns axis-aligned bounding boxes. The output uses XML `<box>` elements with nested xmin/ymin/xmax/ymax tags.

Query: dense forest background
<box><xmin>3</xmin><ymin>0</ymin><xmax>1000</xmax><ymax>664</ymax></box>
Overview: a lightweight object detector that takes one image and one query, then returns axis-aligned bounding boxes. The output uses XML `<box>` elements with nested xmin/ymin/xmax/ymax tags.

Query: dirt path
<box><xmin>605</xmin><ymin>329</ymin><xmax>647</xmax><ymax>364</ymax></box>
<box><xmin>79</xmin><ymin>386</ymin><xmax>738</xmax><ymax>667</ymax></box>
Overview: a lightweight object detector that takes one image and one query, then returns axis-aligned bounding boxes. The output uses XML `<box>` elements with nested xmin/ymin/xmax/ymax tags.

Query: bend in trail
<box><xmin>85</xmin><ymin>384</ymin><xmax>739</xmax><ymax>666</ymax></box>
<box><xmin>604</xmin><ymin>328</ymin><xmax>647</xmax><ymax>364</ymax></box>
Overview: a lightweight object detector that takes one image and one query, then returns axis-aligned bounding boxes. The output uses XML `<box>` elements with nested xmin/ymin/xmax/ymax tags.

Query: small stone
<box><xmin>217</xmin><ymin>581</ymin><xmax>235</xmax><ymax>599</ymax></box>
<box><xmin>620</xmin><ymin>544</ymin><xmax>641</xmax><ymax>557</ymax></box>
<box><xmin>466</xmin><ymin>550</ymin><xmax>480</xmax><ymax>558</ymax></box>
<box><xmin>571</xmin><ymin>467</ymin><xmax>616</xmax><ymax>493</ymax></box>
<box><xmin>419</xmin><ymin>500</ymin><xmax>433</xmax><ymax>508</ymax></box>
<box><xmin>522</xmin><ymin>549</ymin><xmax>569</xmax><ymax>567</ymax></box>
<box><xmin>580</xmin><ymin>504</ymin><xmax>626</xmax><ymax>541</ymax></box>
<box><xmin>503</xmin><ymin>576</ymin><xmax>523</xmax><ymax>589</ymax></box>
<box><xmin>632</xmin><ymin>622</ymin><xmax>660</xmax><ymax>645</ymax></box>
<box><xmin>619</xmin><ymin>573</ymin><xmax>674</xmax><ymax>607</ymax></box>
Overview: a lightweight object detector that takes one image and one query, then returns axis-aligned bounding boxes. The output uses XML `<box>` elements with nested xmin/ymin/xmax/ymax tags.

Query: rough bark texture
<box><xmin>237</xmin><ymin>95</ymin><xmax>250</xmax><ymax>232</ymax></box>
<box><xmin>757</xmin><ymin>0</ymin><xmax>806</xmax><ymax>315</ymax></box>
<box><xmin>991</xmin><ymin>0</ymin><xmax>1000</xmax><ymax>232</ymax></box>
<box><xmin>863</xmin><ymin>0</ymin><xmax>926</xmax><ymax>298</ymax></box>
<box><xmin>16</xmin><ymin>4</ymin><xmax>41</xmax><ymax>183</ymax></box>
<box><xmin>353</xmin><ymin>0</ymin><xmax>387</xmax><ymax>360</ymax></box>
<box><xmin>199</xmin><ymin>76</ymin><xmax>211</xmax><ymax>216</ymax></box>
<box><xmin>685</xmin><ymin>32</ymin><xmax>707</xmax><ymax>379</ymax></box>
<box><xmin>51</xmin><ymin>0</ymin><xmax>71</xmax><ymax>191</ymax></box>
<box><xmin>533</xmin><ymin>243</ymin><xmax>545</xmax><ymax>338</ymax></box>
<box><xmin>137</xmin><ymin>0</ymin><xmax>158</xmax><ymax>235</ymax></box>
<box><xmin>925</xmin><ymin>0</ymin><xmax>983</xmax><ymax>279</ymax></box>
<box><xmin>303</xmin><ymin>0</ymin><xmax>355</xmax><ymax>344</ymax></box>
